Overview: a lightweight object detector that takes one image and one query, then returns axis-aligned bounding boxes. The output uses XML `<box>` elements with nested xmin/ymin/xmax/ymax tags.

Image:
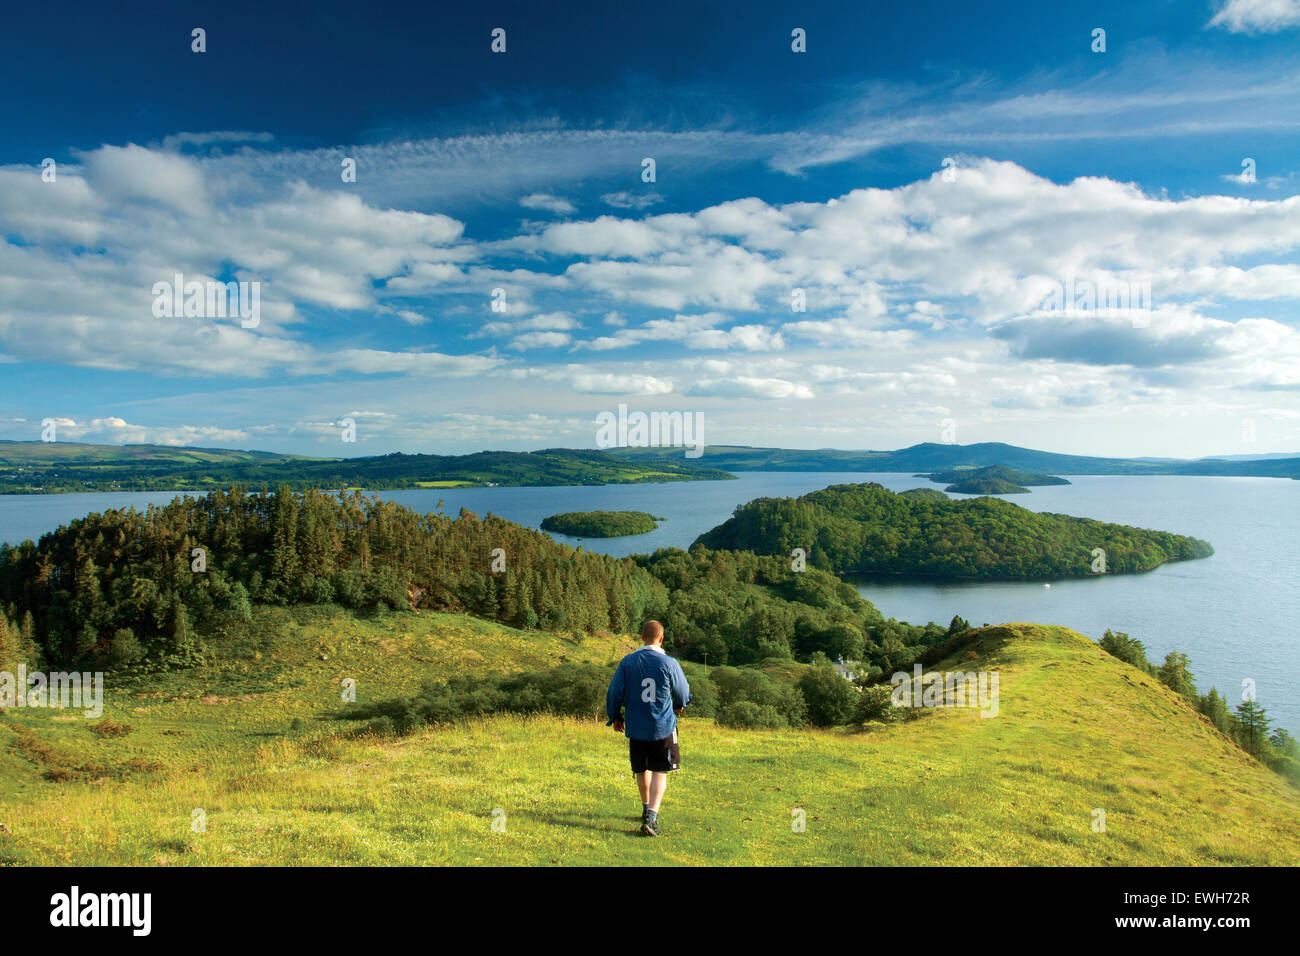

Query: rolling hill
<box><xmin>610</xmin><ymin>441</ymin><xmax>1300</xmax><ymax>478</ymax></box>
<box><xmin>0</xmin><ymin>442</ymin><xmax>734</xmax><ymax>493</ymax></box>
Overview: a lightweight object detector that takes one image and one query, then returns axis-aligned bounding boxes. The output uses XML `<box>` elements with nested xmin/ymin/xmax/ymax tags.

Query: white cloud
<box><xmin>685</xmin><ymin>376</ymin><xmax>815</xmax><ymax>400</ymax></box>
<box><xmin>4</xmin><ymin>122</ymin><xmax>1300</xmax><ymax>456</ymax></box>
<box><xmin>49</xmin><ymin>416</ymin><xmax>252</xmax><ymax>447</ymax></box>
<box><xmin>79</xmin><ymin>144</ymin><xmax>210</xmax><ymax>216</ymax></box>
<box><xmin>1209</xmin><ymin>0</ymin><xmax>1300</xmax><ymax>33</ymax></box>
<box><xmin>520</xmin><ymin>192</ymin><xmax>576</xmax><ymax>215</ymax></box>
<box><xmin>509</xmin><ymin>331</ymin><xmax>572</xmax><ymax>351</ymax></box>
<box><xmin>578</xmin><ymin>313</ymin><xmax>728</xmax><ymax>351</ymax></box>
<box><xmin>564</xmin><ymin>370</ymin><xmax>675</xmax><ymax>395</ymax></box>
<box><xmin>684</xmin><ymin>324</ymin><xmax>785</xmax><ymax>351</ymax></box>
<box><xmin>602</xmin><ymin>191</ymin><xmax>664</xmax><ymax>210</ymax></box>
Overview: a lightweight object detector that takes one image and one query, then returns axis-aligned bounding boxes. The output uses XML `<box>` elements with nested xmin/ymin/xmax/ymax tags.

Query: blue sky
<box><xmin>1</xmin><ymin>0</ymin><xmax>1298</xmax><ymax>457</ymax></box>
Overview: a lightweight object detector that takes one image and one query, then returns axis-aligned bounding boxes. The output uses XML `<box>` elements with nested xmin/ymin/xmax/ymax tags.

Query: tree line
<box><xmin>1099</xmin><ymin>629</ymin><xmax>1299</xmax><ymax>781</ymax></box>
<box><xmin>0</xmin><ymin>487</ymin><xmax>663</xmax><ymax>671</ymax></box>
<box><xmin>0</xmin><ymin>487</ymin><xmax>953</xmax><ymax>676</ymax></box>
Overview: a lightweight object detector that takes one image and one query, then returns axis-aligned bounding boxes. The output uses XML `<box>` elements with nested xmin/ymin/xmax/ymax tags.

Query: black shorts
<box><xmin>629</xmin><ymin>730</ymin><xmax>680</xmax><ymax>774</ymax></box>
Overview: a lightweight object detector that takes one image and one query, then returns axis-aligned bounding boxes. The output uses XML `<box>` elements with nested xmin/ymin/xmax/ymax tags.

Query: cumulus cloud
<box><xmin>79</xmin><ymin>144</ymin><xmax>211</xmax><ymax>216</ymax></box>
<box><xmin>478</xmin><ymin>312</ymin><xmax>580</xmax><ymax>338</ymax></box>
<box><xmin>686</xmin><ymin>376</ymin><xmax>815</xmax><ymax>400</ymax></box>
<box><xmin>564</xmin><ymin>370</ymin><xmax>675</xmax><ymax>395</ymax></box>
<box><xmin>509</xmin><ymin>331</ymin><xmax>573</xmax><ymax>351</ymax></box>
<box><xmin>46</xmin><ymin>416</ymin><xmax>252</xmax><ymax>447</ymax></box>
<box><xmin>0</xmin><ymin>149</ymin><xmax>482</xmax><ymax>379</ymax></box>
<box><xmin>990</xmin><ymin>311</ymin><xmax>1300</xmax><ymax>371</ymax></box>
<box><xmin>4</xmin><ymin>124</ymin><xmax>1299</xmax><ymax>454</ymax></box>
<box><xmin>1209</xmin><ymin>0</ymin><xmax>1300</xmax><ymax>33</ymax></box>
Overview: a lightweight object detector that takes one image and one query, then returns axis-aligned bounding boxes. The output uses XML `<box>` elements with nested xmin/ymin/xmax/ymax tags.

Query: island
<box><xmin>944</xmin><ymin>476</ymin><xmax>1032</xmax><ymax>495</ymax></box>
<box><xmin>694</xmin><ymin>482</ymin><xmax>1213</xmax><ymax>579</ymax></box>
<box><xmin>917</xmin><ymin>464</ymin><xmax>1071</xmax><ymax>495</ymax></box>
<box><xmin>540</xmin><ymin>510</ymin><xmax>661</xmax><ymax>537</ymax></box>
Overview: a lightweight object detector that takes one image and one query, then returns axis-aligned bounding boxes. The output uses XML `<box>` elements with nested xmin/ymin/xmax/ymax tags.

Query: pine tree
<box><xmin>1199</xmin><ymin>687</ymin><xmax>1234</xmax><ymax>735</ymax></box>
<box><xmin>19</xmin><ymin>611</ymin><xmax>38</xmax><ymax>667</ymax></box>
<box><xmin>74</xmin><ymin>622</ymin><xmax>99</xmax><ymax>660</ymax></box>
<box><xmin>168</xmin><ymin>600</ymin><xmax>202</xmax><ymax>667</ymax></box>
<box><xmin>0</xmin><ymin>613</ymin><xmax>15</xmax><ymax>669</ymax></box>
<box><xmin>1157</xmin><ymin>651</ymin><xmax>1197</xmax><ymax>700</ymax></box>
<box><xmin>1235</xmin><ymin>699</ymin><xmax>1273</xmax><ymax>758</ymax></box>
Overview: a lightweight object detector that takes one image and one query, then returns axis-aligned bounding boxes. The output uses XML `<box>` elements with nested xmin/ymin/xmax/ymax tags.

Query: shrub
<box><xmin>679</xmin><ymin>663</ymin><xmax>717</xmax><ymax>718</ymax></box>
<box><xmin>1099</xmin><ymin>629</ymin><xmax>1152</xmax><ymax>671</ymax></box>
<box><xmin>305</xmin><ymin>575</ymin><xmax>335</xmax><ymax>605</ymax></box>
<box><xmin>852</xmin><ymin>684</ymin><xmax>897</xmax><ymax>725</ymax></box>
<box><xmin>403</xmin><ymin>662</ymin><xmax>616</xmax><ymax>725</ymax></box>
<box><xmin>89</xmin><ymin>719</ymin><xmax>133</xmax><ymax>738</ymax></box>
<box><xmin>332</xmin><ymin>569</ymin><xmax>367</xmax><ymax>607</ymax></box>
<box><xmin>711</xmin><ymin>666</ymin><xmax>807</xmax><ymax>726</ymax></box>
<box><xmin>798</xmin><ymin>666</ymin><xmax>856</xmax><ymax>726</ymax></box>
<box><xmin>366</xmin><ymin>566</ymin><xmax>410</xmax><ymax>610</ymax></box>
<box><xmin>717</xmin><ymin>700</ymin><xmax>787</xmax><ymax>729</ymax></box>
<box><xmin>108</xmin><ymin>628</ymin><xmax>145</xmax><ymax>667</ymax></box>
<box><xmin>502</xmin><ymin>663</ymin><xmax>609</xmax><ymax>719</ymax></box>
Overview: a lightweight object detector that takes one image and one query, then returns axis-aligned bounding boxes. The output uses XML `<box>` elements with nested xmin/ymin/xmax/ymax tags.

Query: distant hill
<box><xmin>695</xmin><ymin>482</ymin><xmax>1213</xmax><ymax>579</ymax></box>
<box><xmin>1197</xmin><ymin>452</ymin><xmax>1300</xmax><ymax>461</ymax></box>
<box><xmin>610</xmin><ymin>441</ymin><xmax>1300</xmax><ymax>478</ymax></box>
<box><xmin>0</xmin><ymin>442</ymin><xmax>734</xmax><ymax>493</ymax></box>
<box><xmin>6</xmin><ymin>438</ymin><xmax>1298</xmax><ymax>493</ymax></box>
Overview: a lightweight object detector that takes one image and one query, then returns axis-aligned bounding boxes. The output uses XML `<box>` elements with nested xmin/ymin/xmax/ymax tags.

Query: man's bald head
<box><xmin>641</xmin><ymin>620</ymin><xmax>664</xmax><ymax>645</ymax></box>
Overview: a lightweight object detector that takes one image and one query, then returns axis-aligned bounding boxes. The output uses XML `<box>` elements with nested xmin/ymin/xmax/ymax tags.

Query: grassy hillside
<box><xmin>1</xmin><ymin>611</ymin><xmax>1295</xmax><ymax>865</ymax></box>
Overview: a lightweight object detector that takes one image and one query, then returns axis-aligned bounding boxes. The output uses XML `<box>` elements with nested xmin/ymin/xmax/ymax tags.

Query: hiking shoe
<box><xmin>640</xmin><ymin>817</ymin><xmax>660</xmax><ymax>837</ymax></box>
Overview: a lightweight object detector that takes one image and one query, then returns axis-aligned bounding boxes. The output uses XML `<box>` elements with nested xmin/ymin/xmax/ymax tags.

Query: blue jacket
<box><xmin>606</xmin><ymin>645</ymin><xmax>691</xmax><ymax>741</ymax></box>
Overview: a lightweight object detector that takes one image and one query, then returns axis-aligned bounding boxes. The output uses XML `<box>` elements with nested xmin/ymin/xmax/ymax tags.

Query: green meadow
<box><xmin>1</xmin><ymin>609</ymin><xmax>1297</xmax><ymax>866</ymax></box>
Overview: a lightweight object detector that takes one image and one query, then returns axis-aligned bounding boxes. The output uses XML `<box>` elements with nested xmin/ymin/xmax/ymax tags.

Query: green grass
<box><xmin>1</xmin><ymin>613</ymin><xmax>1296</xmax><ymax>866</ymax></box>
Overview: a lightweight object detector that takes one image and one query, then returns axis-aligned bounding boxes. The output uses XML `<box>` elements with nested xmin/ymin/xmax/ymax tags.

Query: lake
<box><xmin>2</xmin><ymin>472</ymin><xmax>1295</xmax><ymax>733</ymax></box>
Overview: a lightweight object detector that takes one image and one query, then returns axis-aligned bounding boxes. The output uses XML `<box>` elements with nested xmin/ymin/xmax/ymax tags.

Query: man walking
<box><xmin>606</xmin><ymin>620</ymin><xmax>691</xmax><ymax>836</ymax></box>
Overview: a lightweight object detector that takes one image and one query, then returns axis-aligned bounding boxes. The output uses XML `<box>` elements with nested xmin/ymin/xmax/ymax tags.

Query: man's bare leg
<box><xmin>647</xmin><ymin>771</ymin><xmax>668</xmax><ymax>812</ymax></box>
<box><xmin>640</xmin><ymin>771</ymin><xmax>669</xmax><ymax>835</ymax></box>
<box><xmin>637</xmin><ymin>771</ymin><xmax>651</xmax><ymax>806</ymax></box>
